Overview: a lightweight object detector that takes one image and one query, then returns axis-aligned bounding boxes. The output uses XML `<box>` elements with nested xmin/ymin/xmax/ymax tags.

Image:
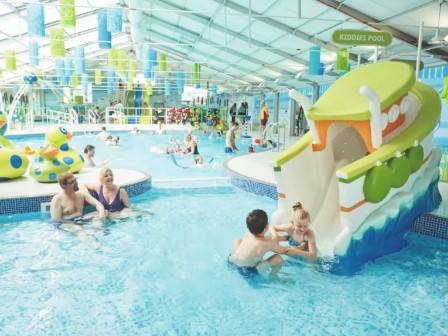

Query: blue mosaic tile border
<box><xmin>225</xmin><ymin>169</ymin><xmax>278</xmax><ymax>200</ymax></box>
<box><xmin>0</xmin><ymin>195</ymin><xmax>53</xmax><ymax>215</ymax></box>
<box><xmin>411</xmin><ymin>214</ymin><xmax>448</xmax><ymax>240</ymax></box>
<box><xmin>225</xmin><ymin>165</ymin><xmax>448</xmax><ymax>240</ymax></box>
<box><xmin>0</xmin><ymin>177</ymin><xmax>151</xmax><ymax>216</ymax></box>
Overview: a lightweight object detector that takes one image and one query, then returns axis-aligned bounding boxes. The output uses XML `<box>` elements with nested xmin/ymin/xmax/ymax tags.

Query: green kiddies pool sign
<box><xmin>332</xmin><ymin>29</ymin><xmax>392</xmax><ymax>47</ymax></box>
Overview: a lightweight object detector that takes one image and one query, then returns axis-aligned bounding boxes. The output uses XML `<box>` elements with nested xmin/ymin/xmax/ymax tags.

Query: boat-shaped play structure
<box><xmin>272</xmin><ymin>61</ymin><xmax>442</xmax><ymax>273</ymax></box>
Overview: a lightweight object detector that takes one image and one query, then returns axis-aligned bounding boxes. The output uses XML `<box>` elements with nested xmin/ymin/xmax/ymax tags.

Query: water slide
<box><xmin>7</xmin><ymin>84</ymin><xmax>27</xmax><ymax>130</ymax></box>
<box><xmin>6</xmin><ymin>79</ymin><xmax>63</xmax><ymax>134</ymax></box>
<box><xmin>272</xmin><ymin>62</ymin><xmax>442</xmax><ymax>272</ymax></box>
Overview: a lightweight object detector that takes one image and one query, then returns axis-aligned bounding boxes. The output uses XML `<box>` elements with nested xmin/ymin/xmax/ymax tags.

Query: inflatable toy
<box><xmin>23</xmin><ymin>73</ymin><xmax>38</xmax><ymax>85</ymax></box>
<box><xmin>30</xmin><ymin>144</ymin><xmax>70</xmax><ymax>183</ymax></box>
<box><xmin>23</xmin><ymin>145</ymin><xmax>36</xmax><ymax>156</ymax></box>
<box><xmin>45</xmin><ymin>126</ymin><xmax>83</xmax><ymax>173</ymax></box>
<box><xmin>272</xmin><ymin>61</ymin><xmax>442</xmax><ymax>274</ymax></box>
<box><xmin>0</xmin><ymin>111</ymin><xmax>29</xmax><ymax>180</ymax></box>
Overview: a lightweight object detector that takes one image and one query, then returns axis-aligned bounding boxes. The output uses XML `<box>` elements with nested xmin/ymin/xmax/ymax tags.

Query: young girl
<box><xmin>271</xmin><ymin>202</ymin><xmax>317</xmax><ymax>260</ymax></box>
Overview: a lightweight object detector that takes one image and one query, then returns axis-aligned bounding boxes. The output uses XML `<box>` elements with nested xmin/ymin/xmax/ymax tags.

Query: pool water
<box><xmin>11</xmin><ymin>131</ymin><xmax>258</xmax><ymax>180</ymax></box>
<box><xmin>0</xmin><ymin>187</ymin><xmax>447</xmax><ymax>335</ymax></box>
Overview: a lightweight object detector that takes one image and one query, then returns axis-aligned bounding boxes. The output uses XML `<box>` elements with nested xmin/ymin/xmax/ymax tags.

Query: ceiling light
<box><xmin>274</xmin><ymin>78</ymin><xmax>280</xmax><ymax>84</ymax></box>
<box><xmin>295</xmin><ymin>72</ymin><xmax>303</xmax><ymax>80</ymax></box>
<box><xmin>258</xmin><ymin>81</ymin><xmax>264</xmax><ymax>87</ymax></box>
<box><xmin>324</xmin><ymin>64</ymin><xmax>334</xmax><ymax>73</ymax></box>
<box><xmin>428</xmin><ymin>1</ymin><xmax>446</xmax><ymax>45</ymax></box>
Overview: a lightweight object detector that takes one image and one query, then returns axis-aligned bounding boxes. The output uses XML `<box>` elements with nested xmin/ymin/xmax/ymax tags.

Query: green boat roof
<box><xmin>274</xmin><ymin>81</ymin><xmax>441</xmax><ymax>181</ymax></box>
<box><xmin>338</xmin><ymin>81</ymin><xmax>441</xmax><ymax>181</ymax></box>
<box><xmin>307</xmin><ymin>61</ymin><xmax>415</xmax><ymax>121</ymax></box>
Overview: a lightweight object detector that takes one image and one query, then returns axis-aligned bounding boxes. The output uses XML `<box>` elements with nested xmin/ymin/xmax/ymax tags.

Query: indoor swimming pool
<box><xmin>0</xmin><ymin>186</ymin><xmax>447</xmax><ymax>335</ymax></box>
<box><xmin>10</xmin><ymin>130</ymin><xmax>259</xmax><ymax>180</ymax></box>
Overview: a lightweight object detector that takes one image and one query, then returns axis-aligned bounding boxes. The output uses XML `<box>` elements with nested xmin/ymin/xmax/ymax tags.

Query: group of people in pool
<box><xmin>50</xmin><ymin>168</ymin><xmax>131</xmax><ymax>245</ymax></box>
<box><xmin>229</xmin><ymin>202</ymin><xmax>317</xmax><ymax>278</ymax></box>
<box><xmin>163</xmin><ymin>130</ymin><xmax>204</xmax><ymax>165</ymax></box>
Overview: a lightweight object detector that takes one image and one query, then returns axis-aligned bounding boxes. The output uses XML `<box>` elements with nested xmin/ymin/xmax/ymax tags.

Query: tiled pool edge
<box><xmin>225</xmin><ymin>164</ymin><xmax>448</xmax><ymax>240</ymax></box>
<box><xmin>0</xmin><ymin>176</ymin><xmax>152</xmax><ymax>215</ymax></box>
<box><xmin>226</xmin><ymin>168</ymin><xmax>278</xmax><ymax>200</ymax></box>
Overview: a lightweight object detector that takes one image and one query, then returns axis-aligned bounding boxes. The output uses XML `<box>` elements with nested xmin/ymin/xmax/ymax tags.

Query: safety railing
<box><xmin>265</xmin><ymin>122</ymin><xmax>287</xmax><ymax>152</ymax></box>
<box><xmin>87</xmin><ymin>109</ymin><xmax>97</xmax><ymax>124</ymax></box>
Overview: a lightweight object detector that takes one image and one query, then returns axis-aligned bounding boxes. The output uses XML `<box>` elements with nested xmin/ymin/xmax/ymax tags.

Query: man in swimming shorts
<box><xmin>229</xmin><ymin>209</ymin><xmax>289</xmax><ymax>278</ymax></box>
<box><xmin>51</xmin><ymin>172</ymin><xmax>106</xmax><ymax>228</ymax></box>
<box><xmin>225</xmin><ymin>121</ymin><xmax>239</xmax><ymax>153</ymax></box>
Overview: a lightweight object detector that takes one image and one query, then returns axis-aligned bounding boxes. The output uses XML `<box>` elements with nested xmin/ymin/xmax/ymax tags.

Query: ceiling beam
<box><xmin>147</xmin><ymin>28</ymin><xmax>315</xmax><ymax>90</ymax></box>
<box><xmin>144</xmin><ymin>13</ymin><xmax>298</xmax><ymax>78</ymax></box>
<box><xmin>316</xmin><ymin>0</ymin><xmax>448</xmax><ymax>61</ymax></box>
<box><xmin>142</xmin><ymin>13</ymin><xmax>317</xmax><ymax>87</ymax></box>
<box><xmin>211</xmin><ymin>0</ymin><xmax>367</xmax><ymax>64</ymax></box>
<box><xmin>0</xmin><ymin>9</ymin><xmax>100</xmax><ymax>46</ymax></box>
<box><xmin>147</xmin><ymin>0</ymin><xmax>308</xmax><ymax>67</ymax></box>
<box><xmin>143</xmin><ymin>38</ymin><xmax>250</xmax><ymax>88</ymax></box>
<box><xmin>145</xmin><ymin>28</ymin><xmax>262</xmax><ymax>82</ymax></box>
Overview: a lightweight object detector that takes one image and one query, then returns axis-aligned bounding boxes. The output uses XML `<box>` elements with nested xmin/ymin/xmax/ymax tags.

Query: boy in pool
<box><xmin>229</xmin><ymin>209</ymin><xmax>289</xmax><ymax>277</ymax></box>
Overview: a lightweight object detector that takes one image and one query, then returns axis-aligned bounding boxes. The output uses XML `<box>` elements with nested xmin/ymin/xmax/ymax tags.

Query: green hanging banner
<box><xmin>335</xmin><ymin>48</ymin><xmax>350</xmax><ymax>72</ymax></box>
<box><xmin>441</xmin><ymin>76</ymin><xmax>448</xmax><ymax>102</ymax></box>
<box><xmin>49</xmin><ymin>28</ymin><xmax>65</xmax><ymax>58</ymax></box>
<box><xmin>95</xmin><ymin>69</ymin><xmax>102</xmax><ymax>85</ymax></box>
<box><xmin>60</xmin><ymin>0</ymin><xmax>76</xmax><ymax>28</ymax></box>
<box><xmin>108</xmin><ymin>48</ymin><xmax>118</xmax><ymax>69</ymax></box>
<box><xmin>159</xmin><ymin>53</ymin><xmax>167</xmax><ymax>74</ymax></box>
<box><xmin>117</xmin><ymin>50</ymin><xmax>127</xmax><ymax>77</ymax></box>
<box><xmin>128</xmin><ymin>59</ymin><xmax>138</xmax><ymax>81</ymax></box>
<box><xmin>70</xmin><ymin>74</ymin><xmax>80</xmax><ymax>87</ymax></box>
<box><xmin>193</xmin><ymin>63</ymin><xmax>201</xmax><ymax>83</ymax></box>
<box><xmin>332</xmin><ymin>29</ymin><xmax>392</xmax><ymax>47</ymax></box>
<box><xmin>5</xmin><ymin>50</ymin><xmax>16</xmax><ymax>71</ymax></box>
<box><xmin>145</xmin><ymin>81</ymin><xmax>153</xmax><ymax>96</ymax></box>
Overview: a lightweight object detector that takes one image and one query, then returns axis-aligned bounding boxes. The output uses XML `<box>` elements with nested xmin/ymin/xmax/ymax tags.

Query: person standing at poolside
<box><xmin>225</xmin><ymin>121</ymin><xmax>239</xmax><ymax>153</ymax></box>
<box><xmin>229</xmin><ymin>103</ymin><xmax>237</xmax><ymax>123</ymax></box>
<box><xmin>51</xmin><ymin>172</ymin><xmax>106</xmax><ymax>235</ymax></box>
<box><xmin>260</xmin><ymin>101</ymin><xmax>269</xmax><ymax>132</ymax></box>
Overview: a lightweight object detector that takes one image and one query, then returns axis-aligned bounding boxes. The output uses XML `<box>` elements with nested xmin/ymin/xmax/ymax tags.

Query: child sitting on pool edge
<box><xmin>229</xmin><ymin>209</ymin><xmax>289</xmax><ymax>278</ymax></box>
<box><xmin>271</xmin><ymin>202</ymin><xmax>317</xmax><ymax>260</ymax></box>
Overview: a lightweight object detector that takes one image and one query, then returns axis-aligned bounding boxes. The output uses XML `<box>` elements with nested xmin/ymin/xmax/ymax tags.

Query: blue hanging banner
<box><xmin>81</xmin><ymin>73</ymin><xmax>89</xmax><ymax>93</ymax></box>
<box><xmin>98</xmin><ymin>9</ymin><xmax>112</xmax><ymax>49</ymax></box>
<box><xmin>107</xmin><ymin>69</ymin><xmax>116</xmax><ymax>94</ymax></box>
<box><xmin>149</xmin><ymin>49</ymin><xmax>158</xmax><ymax>80</ymax></box>
<box><xmin>176</xmin><ymin>69</ymin><xmax>185</xmax><ymax>94</ymax></box>
<box><xmin>56</xmin><ymin>59</ymin><xmax>65</xmax><ymax>85</ymax></box>
<box><xmin>209</xmin><ymin>84</ymin><xmax>218</xmax><ymax>95</ymax></box>
<box><xmin>29</xmin><ymin>41</ymin><xmax>39</xmax><ymax>67</ymax></box>
<box><xmin>107</xmin><ymin>8</ymin><xmax>122</xmax><ymax>33</ymax></box>
<box><xmin>75</xmin><ymin>46</ymin><xmax>85</xmax><ymax>74</ymax></box>
<box><xmin>27</xmin><ymin>4</ymin><xmax>45</xmax><ymax>38</ymax></box>
<box><xmin>130</xmin><ymin>0</ymin><xmax>145</xmax><ymax>43</ymax></box>
<box><xmin>142</xmin><ymin>45</ymin><xmax>151</xmax><ymax>78</ymax></box>
<box><xmin>309</xmin><ymin>46</ymin><xmax>321</xmax><ymax>76</ymax></box>
<box><xmin>64</xmin><ymin>57</ymin><xmax>73</xmax><ymax>85</ymax></box>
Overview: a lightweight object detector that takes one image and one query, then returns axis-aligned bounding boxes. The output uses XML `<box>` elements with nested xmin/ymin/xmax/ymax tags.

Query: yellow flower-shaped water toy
<box><xmin>23</xmin><ymin>145</ymin><xmax>36</xmax><ymax>156</ymax></box>
<box><xmin>0</xmin><ymin>111</ymin><xmax>29</xmax><ymax>181</ymax></box>
<box><xmin>30</xmin><ymin>144</ymin><xmax>70</xmax><ymax>183</ymax></box>
<box><xmin>45</xmin><ymin>126</ymin><xmax>84</xmax><ymax>173</ymax></box>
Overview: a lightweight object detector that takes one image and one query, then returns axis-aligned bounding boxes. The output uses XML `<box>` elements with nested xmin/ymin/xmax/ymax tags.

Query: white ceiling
<box><xmin>0</xmin><ymin>0</ymin><xmax>446</xmax><ymax>93</ymax></box>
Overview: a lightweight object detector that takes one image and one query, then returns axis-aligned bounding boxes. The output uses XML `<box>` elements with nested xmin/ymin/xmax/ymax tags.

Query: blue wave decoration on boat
<box><xmin>327</xmin><ymin>178</ymin><xmax>442</xmax><ymax>275</ymax></box>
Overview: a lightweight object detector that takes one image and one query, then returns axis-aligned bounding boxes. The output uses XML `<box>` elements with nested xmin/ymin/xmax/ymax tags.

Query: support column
<box><xmin>273</xmin><ymin>91</ymin><xmax>279</xmax><ymax>123</ymax></box>
<box><xmin>288</xmin><ymin>98</ymin><xmax>296</xmax><ymax>136</ymax></box>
